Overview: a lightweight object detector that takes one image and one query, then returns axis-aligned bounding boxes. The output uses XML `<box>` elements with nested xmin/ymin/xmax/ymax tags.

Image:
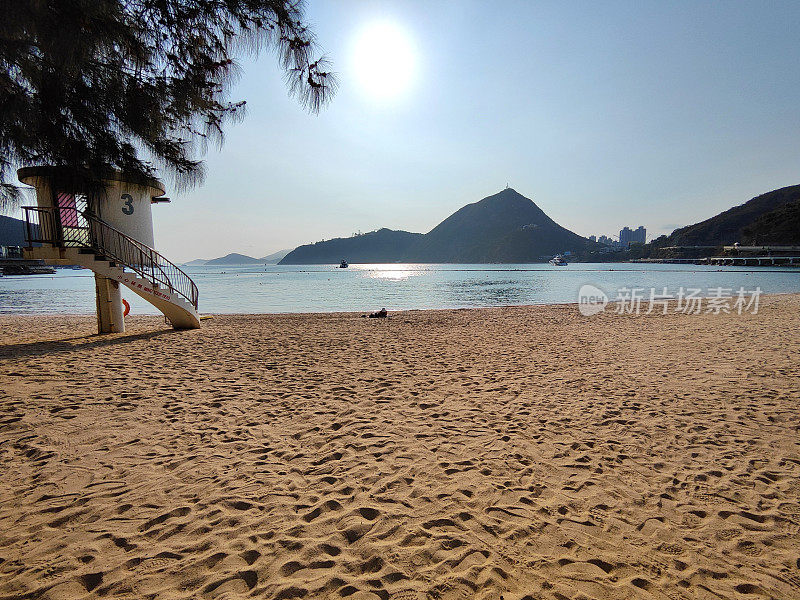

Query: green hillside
<box><xmin>667</xmin><ymin>185</ymin><xmax>800</xmax><ymax>246</ymax></box>
<box><xmin>280</xmin><ymin>189</ymin><xmax>594</xmax><ymax>264</ymax></box>
<box><xmin>280</xmin><ymin>229</ymin><xmax>423</xmax><ymax>264</ymax></box>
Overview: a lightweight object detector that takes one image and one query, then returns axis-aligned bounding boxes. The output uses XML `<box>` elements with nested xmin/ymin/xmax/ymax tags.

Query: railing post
<box><xmin>24</xmin><ymin>210</ymin><xmax>31</xmax><ymax>247</ymax></box>
<box><xmin>45</xmin><ymin>209</ymin><xmax>53</xmax><ymax>244</ymax></box>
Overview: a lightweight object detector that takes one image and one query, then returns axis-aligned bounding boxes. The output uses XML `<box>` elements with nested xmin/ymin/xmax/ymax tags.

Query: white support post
<box><xmin>94</xmin><ymin>274</ymin><xmax>125</xmax><ymax>333</ymax></box>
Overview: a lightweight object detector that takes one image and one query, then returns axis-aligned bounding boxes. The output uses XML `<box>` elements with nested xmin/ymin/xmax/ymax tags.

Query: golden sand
<box><xmin>1</xmin><ymin>296</ymin><xmax>799</xmax><ymax>600</ymax></box>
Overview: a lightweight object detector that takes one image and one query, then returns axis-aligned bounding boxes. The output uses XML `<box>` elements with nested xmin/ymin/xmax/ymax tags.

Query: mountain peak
<box><xmin>476</xmin><ymin>187</ymin><xmax>538</xmax><ymax>209</ymax></box>
<box><xmin>498</xmin><ymin>186</ymin><xmax>521</xmax><ymax>195</ymax></box>
<box><xmin>488</xmin><ymin>187</ymin><xmax>526</xmax><ymax>199</ymax></box>
<box><xmin>404</xmin><ymin>188</ymin><xmax>587</xmax><ymax>262</ymax></box>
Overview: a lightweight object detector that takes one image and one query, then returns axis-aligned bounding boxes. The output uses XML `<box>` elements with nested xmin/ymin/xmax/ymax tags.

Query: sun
<box><xmin>351</xmin><ymin>21</ymin><xmax>417</xmax><ymax>102</ymax></box>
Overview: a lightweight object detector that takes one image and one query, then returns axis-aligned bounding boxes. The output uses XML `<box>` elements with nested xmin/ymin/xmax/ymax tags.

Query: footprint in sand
<box><xmin>301</xmin><ymin>499</ymin><xmax>342</xmax><ymax>522</ymax></box>
<box><xmin>736</xmin><ymin>540</ymin><xmax>762</xmax><ymax>557</ymax></box>
<box><xmin>716</xmin><ymin>527</ymin><xmax>742</xmax><ymax>541</ymax></box>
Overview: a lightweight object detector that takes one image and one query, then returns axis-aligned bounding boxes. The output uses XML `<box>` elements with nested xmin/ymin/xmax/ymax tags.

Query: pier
<box><xmin>632</xmin><ymin>245</ymin><xmax>800</xmax><ymax>267</ymax></box>
<box><xmin>0</xmin><ymin>258</ymin><xmax>56</xmax><ymax>276</ymax></box>
<box><xmin>631</xmin><ymin>258</ymin><xmax>709</xmax><ymax>265</ymax></box>
<box><xmin>708</xmin><ymin>255</ymin><xmax>800</xmax><ymax>266</ymax></box>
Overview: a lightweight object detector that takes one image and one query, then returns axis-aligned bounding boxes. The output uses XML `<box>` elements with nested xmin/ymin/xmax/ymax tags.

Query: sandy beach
<box><xmin>1</xmin><ymin>296</ymin><xmax>799</xmax><ymax>600</ymax></box>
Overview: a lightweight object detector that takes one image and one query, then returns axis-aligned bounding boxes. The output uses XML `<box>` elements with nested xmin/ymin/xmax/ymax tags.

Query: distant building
<box><xmin>593</xmin><ymin>233</ymin><xmax>644</xmax><ymax>249</ymax></box>
<box><xmin>619</xmin><ymin>226</ymin><xmax>646</xmax><ymax>247</ymax></box>
<box><xmin>597</xmin><ymin>235</ymin><xmax>614</xmax><ymax>246</ymax></box>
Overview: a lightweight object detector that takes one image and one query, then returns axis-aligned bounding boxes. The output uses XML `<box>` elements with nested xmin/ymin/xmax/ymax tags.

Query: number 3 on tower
<box><xmin>121</xmin><ymin>194</ymin><xmax>134</xmax><ymax>215</ymax></box>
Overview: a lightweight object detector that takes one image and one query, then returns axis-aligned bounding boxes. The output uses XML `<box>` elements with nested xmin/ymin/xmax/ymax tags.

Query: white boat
<box><xmin>549</xmin><ymin>255</ymin><xmax>568</xmax><ymax>266</ymax></box>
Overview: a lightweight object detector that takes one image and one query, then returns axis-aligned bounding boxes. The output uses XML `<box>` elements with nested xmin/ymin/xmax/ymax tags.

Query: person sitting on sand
<box><xmin>368</xmin><ymin>308</ymin><xmax>387</xmax><ymax>318</ymax></box>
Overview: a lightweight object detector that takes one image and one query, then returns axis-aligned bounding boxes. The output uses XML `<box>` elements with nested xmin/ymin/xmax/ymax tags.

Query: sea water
<box><xmin>1</xmin><ymin>263</ymin><xmax>799</xmax><ymax>315</ymax></box>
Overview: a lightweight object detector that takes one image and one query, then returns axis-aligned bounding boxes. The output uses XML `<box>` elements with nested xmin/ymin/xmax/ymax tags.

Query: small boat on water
<box><xmin>549</xmin><ymin>254</ymin><xmax>568</xmax><ymax>266</ymax></box>
<box><xmin>339</xmin><ymin>260</ymin><xmax>349</xmax><ymax>268</ymax></box>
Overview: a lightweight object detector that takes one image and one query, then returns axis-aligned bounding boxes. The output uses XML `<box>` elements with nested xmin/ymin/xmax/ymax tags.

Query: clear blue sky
<box><xmin>146</xmin><ymin>1</ymin><xmax>799</xmax><ymax>261</ymax></box>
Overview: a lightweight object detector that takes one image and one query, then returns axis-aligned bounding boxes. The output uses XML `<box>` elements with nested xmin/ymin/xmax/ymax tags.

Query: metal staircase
<box><xmin>23</xmin><ymin>206</ymin><xmax>200</xmax><ymax>329</ymax></box>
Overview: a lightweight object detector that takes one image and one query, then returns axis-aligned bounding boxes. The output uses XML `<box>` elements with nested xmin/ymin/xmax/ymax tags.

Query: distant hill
<box><xmin>205</xmin><ymin>253</ymin><xmax>263</xmax><ymax>265</ymax></box>
<box><xmin>404</xmin><ymin>189</ymin><xmax>593</xmax><ymax>262</ymax></box>
<box><xmin>260</xmin><ymin>248</ymin><xmax>292</xmax><ymax>263</ymax></box>
<box><xmin>665</xmin><ymin>185</ymin><xmax>800</xmax><ymax>246</ymax></box>
<box><xmin>193</xmin><ymin>248</ymin><xmax>293</xmax><ymax>266</ymax></box>
<box><xmin>280</xmin><ymin>189</ymin><xmax>595</xmax><ymax>264</ymax></box>
<box><xmin>281</xmin><ymin>229</ymin><xmax>423</xmax><ymax>264</ymax></box>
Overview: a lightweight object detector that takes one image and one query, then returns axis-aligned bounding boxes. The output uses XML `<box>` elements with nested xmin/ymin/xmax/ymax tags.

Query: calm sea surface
<box><xmin>1</xmin><ymin>263</ymin><xmax>799</xmax><ymax>315</ymax></box>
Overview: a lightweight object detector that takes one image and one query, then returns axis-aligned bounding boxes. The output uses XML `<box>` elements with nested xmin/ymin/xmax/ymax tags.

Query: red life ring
<box><xmin>122</xmin><ymin>299</ymin><xmax>130</xmax><ymax>316</ymax></box>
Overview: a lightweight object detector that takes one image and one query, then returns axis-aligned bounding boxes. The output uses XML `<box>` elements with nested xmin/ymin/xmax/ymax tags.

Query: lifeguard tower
<box><xmin>19</xmin><ymin>166</ymin><xmax>200</xmax><ymax>333</ymax></box>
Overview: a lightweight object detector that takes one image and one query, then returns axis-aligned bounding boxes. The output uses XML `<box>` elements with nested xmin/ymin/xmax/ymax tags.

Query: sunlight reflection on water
<box><xmin>356</xmin><ymin>264</ymin><xmax>423</xmax><ymax>281</ymax></box>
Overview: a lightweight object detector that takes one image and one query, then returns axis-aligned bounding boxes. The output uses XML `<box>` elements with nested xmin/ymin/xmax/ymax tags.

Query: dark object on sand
<box><xmin>368</xmin><ymin>308</ymin><xmax>388</xmax><ymax>319</ymax></box>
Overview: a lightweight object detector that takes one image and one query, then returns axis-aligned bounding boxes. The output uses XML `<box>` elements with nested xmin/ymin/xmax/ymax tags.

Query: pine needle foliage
<box><xmin>0</xmin><ymin>0</ymin><xmax>337</xmax><ymax>208</ymax></box>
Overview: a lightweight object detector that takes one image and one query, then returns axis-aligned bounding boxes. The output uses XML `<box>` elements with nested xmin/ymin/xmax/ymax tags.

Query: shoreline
<box><xmin>1</xmin><ymin>295</ymin><xmax>799</xmax><ymax>599</ymax></box>
<box><xmin>1</xmin><ymin>288</ymin><xmax>796</xmax><ymax>320</ymax></box>
<box><xmin>0</xmin><ymin>292</ymin><xmax>800</xmax><ymax>320</ymax></box>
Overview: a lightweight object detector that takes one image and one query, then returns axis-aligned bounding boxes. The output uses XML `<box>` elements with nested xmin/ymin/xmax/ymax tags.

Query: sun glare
<box><xmin>351</xmin><ymin>21</ymin><xmax>417</xmax><ymax>102</ymax></box>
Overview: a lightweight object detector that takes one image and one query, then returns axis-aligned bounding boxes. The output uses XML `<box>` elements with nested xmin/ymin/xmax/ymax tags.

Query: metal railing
<box><xmin>23</xmin><ymin>206</ymin><xmax>198</xmax><ymax>310</ymax></box>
